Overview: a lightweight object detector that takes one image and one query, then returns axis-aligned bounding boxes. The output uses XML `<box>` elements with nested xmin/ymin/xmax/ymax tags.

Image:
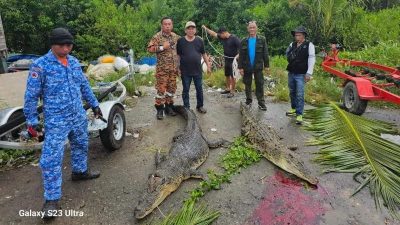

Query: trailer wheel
<box><xmin>1</xmin><ymin>110</ymin><xmax>25</xmax><ymax>141</ymax></box>
<box><xmin>342</xmin><ymin>81</ymin><xmax>368</xmax><ymax>115</ymax></box>
<box><xmin>100</xmin><ymin>105</ymin><xmax>126</xmax><ymax>150</ymax></box>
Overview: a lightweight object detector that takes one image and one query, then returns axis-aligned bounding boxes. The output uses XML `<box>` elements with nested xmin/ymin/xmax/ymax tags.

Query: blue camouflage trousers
<box><xmin>40</xmin><ymin>117</ymin><xmax>89</xmax><ymax>200</ymax></box>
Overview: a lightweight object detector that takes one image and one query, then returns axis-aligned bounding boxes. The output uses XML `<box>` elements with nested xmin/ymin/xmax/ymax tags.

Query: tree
<box><xmin>0</xmin><ymin>0</ymin><xmax>89</xmax><ymax>53</ymax></box>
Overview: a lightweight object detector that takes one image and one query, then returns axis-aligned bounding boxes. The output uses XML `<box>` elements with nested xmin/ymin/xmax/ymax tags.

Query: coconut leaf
<box><xmin>156</xmin><ymin>200</ymin><xmax>220</xmax><ymax>225</ymax></box>
<box><xmin>304</xmin><ymin>102</ymin><xmax>400</xmax><ymax>219</ymax></box>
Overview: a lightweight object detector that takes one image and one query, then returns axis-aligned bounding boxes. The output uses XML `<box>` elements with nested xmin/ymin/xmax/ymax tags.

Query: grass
<box><xmin>0</xmin><ymin>149</ymin><xmax>37</xmax><ymax>170</ymax></box>
<box><xmin>340</xmin><ymin>41</ymin><xmax>400</xmax><ymax>67</ymax></box>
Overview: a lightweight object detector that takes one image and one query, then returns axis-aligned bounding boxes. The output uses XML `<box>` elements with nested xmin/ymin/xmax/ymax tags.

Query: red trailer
<box><xmin>322</xmin><ymin>50</ymin><xmax>400</xmax><ymax>115</ymax></box>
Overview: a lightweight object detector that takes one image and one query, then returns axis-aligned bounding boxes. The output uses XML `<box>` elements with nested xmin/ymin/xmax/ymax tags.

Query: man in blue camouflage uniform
<box><xmin>23</xmin><ymin>28</ymin><xmax>102</xmax><ymax>219</ymax></box>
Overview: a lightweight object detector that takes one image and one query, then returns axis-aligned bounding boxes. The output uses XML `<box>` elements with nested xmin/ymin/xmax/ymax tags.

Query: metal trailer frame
<box><xmin>322</xmin><ymin>51</ymin><xmax>400</xmax><ymax>115</ymax></box>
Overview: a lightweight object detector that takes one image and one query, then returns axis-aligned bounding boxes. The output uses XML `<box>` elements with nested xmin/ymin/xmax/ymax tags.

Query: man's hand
<box><xmin>304</xmin><ymin>73</ymin><xmax>312</xmax><ymax>83</ymax></box>
<box><xmin>162</xmin><ymin>41</ymin><xmax>170</xmax><ymax>50</ymax></box>
<box><xmin>201</xmin><ymin>25</ymin><xmax>207</xmax><ymax>30</ymax></box>
<box><xmin>27</xmin><ymin>125</ymin><xmax>42</xmax><ymax>138</ymax></box>
<box><xmin>207</xmin><ymin>67</ymin><xmax>212</xmax><ymax>74</ymax></box>
<box><xmin>239</xmin><ymin>69</ymin><xmax>244</xmax><ymax>76</ymax></box>
<box><xmin>92</xmin><ymin>106</ymin><xmax>103</xmax><ymax>119</ymax></box>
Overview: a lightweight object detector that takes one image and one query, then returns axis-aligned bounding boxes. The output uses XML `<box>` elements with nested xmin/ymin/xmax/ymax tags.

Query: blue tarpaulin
<box><xmin>136</xmin><ymin>57</ymin><xmax>156</xmax><ymax>66</ymax></box>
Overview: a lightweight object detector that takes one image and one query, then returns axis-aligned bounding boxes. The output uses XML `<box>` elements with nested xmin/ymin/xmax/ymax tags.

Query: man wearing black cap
<box><xmin>202</xmin><ymin>25</ymin><xmax>241</xmax><ymax>98</ymax></box>
<box><xmin>23</xmin><ymin>27</ymin><xmax>102</xmax><ymax>219</ymax></box>
<box><xmin>285</xmin><ymin>25</ymin><xmax>316</xmax><ymax>125</ymax></box>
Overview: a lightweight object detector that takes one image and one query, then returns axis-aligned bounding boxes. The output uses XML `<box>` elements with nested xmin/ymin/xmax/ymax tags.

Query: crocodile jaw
<box><xmin>134</xmin><ymin>177</ymin><xmax>182</xmax><ymax>219</ymax></box>
<box><xmin>273</xmin><ymin>154</ymin><xmax>319</xmax><ymax>185</ymax></box>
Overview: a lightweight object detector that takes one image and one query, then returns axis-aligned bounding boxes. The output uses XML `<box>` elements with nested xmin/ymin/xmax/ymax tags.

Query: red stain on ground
<box><xmin>245</xmin><ymin>171</ymin><xmax>327</xmax><ymax>225</ymax></box>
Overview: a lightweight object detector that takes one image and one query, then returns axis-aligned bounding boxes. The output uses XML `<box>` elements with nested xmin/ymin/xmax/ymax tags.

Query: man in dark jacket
<box><xmin>285</xmin><ymin>26</ymin><xmax>315</xmax><ymax>125</ymax></box>
<box><xmin>238</xmin><ymin>21</ymin><xmax>269</xmax><ymax>110</ymax></box>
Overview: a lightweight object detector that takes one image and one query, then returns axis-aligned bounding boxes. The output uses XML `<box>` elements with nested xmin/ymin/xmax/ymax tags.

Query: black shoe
<box><xmin>245</xmin><ymin>99</ymin><xmax>252</xmax><ymax>105</ymax></box>
<box><xmin>42</xmin><ymin>200</ymin><xmax>60</xmax><ymax>220</ymax></box>
<box><xmin>71</xmin><ymin>170</ymin><xmax>100</xmax><ymax>181</ymax></box>
<box><xmin>197</xmin><ymin>107</ymin><xmax>207</xmax><ymax>114</ymax></box>
<box><xmin>165</xmin><ymin>103</ymin><xmax>177</xmax><ymax>116</ymax></box>
<box><xmin>220</xmin><ymin>90</ymin><xmax>230</xmax><ymax>94</ymax></box>
<box><xmin>155</xmin><ymin>104</ymin><xmax>165</xmax><ymax>120</ymax></box>
<box><xmin>258</xmin><ymin>104</ymin><xmax>267</xmax><ymax>111</ymax></box>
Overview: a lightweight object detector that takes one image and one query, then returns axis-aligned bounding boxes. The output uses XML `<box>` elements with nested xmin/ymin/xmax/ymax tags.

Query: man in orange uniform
<box><xmin>147</xmin><ymin>17</ymin><xmax>180</xmax><ymax>120</ymax></box>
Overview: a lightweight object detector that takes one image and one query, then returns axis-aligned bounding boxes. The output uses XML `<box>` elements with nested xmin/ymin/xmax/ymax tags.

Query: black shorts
<box><xmin>224</xmin><ymin>58</ymin><xmax>234</xmax><ymax>77</ymax></box>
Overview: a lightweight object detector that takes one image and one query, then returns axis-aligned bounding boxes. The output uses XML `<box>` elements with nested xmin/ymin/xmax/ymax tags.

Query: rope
<box><xmin>202</xmin><ymin>27</ymin><xmax>241</xmax><ymax>82</ymax></box>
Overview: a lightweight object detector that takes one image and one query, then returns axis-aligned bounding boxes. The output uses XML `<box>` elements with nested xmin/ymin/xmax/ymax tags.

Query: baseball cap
<box><xmin>185</xmin><ymin>21</ymin><xmax>196</xmax><ymax>29</ymax></box>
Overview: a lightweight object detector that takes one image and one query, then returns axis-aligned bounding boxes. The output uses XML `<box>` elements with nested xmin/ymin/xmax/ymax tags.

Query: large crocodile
<box><xmin>134</xmin><ymin>106</ymin><xmax>226</xmax><ymax>219</ymax></box>
<box><xmin>240</xmin><ymin>102</ymin><xmax>318</xmax><ymax>185</ymax></box>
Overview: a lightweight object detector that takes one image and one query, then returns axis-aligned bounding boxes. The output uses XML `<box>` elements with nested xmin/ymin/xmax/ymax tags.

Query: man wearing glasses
<box><xmin>285</xmin><ymin>26</ymin><xmax>316</xmax><ymax>125</ymax></box>
<box><xmin>24</xmin><ymin>27</ymin><xmax>102</xmax><ymax>219</ymax></box>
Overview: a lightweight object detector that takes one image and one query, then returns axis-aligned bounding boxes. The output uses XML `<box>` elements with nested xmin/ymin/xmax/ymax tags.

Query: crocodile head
<box><xmin>134</xmin><ymin>172</ymin><xmax>183</xmax><ymax>219</ymax></box>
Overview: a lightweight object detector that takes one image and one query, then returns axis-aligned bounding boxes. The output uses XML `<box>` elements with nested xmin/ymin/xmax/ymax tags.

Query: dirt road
<box><xmin>0</xmin><ymin>81</ymin><xmax>399</xmax><ymax>225</ymax></box>
<box><xmin>0</xmin><ymin>71</ymin><xmax>28</xmax><ymax>109</ymax></box>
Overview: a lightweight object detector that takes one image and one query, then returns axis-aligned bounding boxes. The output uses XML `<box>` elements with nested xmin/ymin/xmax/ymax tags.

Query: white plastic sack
<box><xmin>87</xmin><ymin>63</ymin><xmax>115</xmax><ymax>81</ymax></box>
<box><xmin>114</xmin><ymin>57</ymin><xmax>129</xmax><ymax>71</ymax></box>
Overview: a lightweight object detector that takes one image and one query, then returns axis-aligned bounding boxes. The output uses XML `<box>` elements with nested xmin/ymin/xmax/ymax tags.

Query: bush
<box><xmin>339</xmin><ymin>41</ymin><xmax>400</xmax><ymax>67</ymax></box>
<box><xmin>337</xmin><ymin>6</ymin><xmax>400</xmax><ymax>50</ymax></box>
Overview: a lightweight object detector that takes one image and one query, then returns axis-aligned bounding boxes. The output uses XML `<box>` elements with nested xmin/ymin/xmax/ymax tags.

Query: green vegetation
<box><xmin>188</xmin><ymin>136</ymin><xmax>261</xmax><ymax>202</ymax></box>
<box><xmin>0</xmin><ymin>149</ymin><xmax>37</xmax><ymax>170</ymax></box>
<box><xmin>340</xmin><ymin>41</ymin><xmax>400</xmax><ymax>67</ymax></box>
<box><xmin>304</xmin><ymin>102</ymin><xmax>400</xmax><ymax>219</ymax></box>
<box><xmin>1</xmin><ymin>0</ymin><xmax>399</xmax><ymax>58</ymax></box>
<box><xmin>155</xmin><ymin>200</ymin><xmax>220</xmax><ymax>225</ymax></box>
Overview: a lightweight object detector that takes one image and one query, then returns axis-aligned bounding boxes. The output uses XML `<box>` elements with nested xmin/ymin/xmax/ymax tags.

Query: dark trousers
<box><xmin>242</xmin><ymin>69</ymin><xmax>265</xmax><ymax>105</ymax></box>
<box><xmin>181</xmin><ymin>75</ymin><xmax>204</xmax><ymax>109</ymax></box>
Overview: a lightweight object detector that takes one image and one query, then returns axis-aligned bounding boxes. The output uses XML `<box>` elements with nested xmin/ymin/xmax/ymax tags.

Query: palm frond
<box><xmin>156</xmin><ymin>200</ymin><xmax>220</xmax><ymax>225</ymax></box>
<box><xmin>304</xmin><ymin>102</ymin><xmax>400</xmax><ymax>219</ymax></box>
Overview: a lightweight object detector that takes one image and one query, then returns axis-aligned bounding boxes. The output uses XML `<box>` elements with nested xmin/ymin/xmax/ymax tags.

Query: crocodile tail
<box><xmin>173</xmin><ymin>105</ymin><xmax>188</xmax><ymax>119</ymax></box>
<box><xmin>174</xmin><ymin>105</ymin><xmax>197</xmax><ymax>129</ymax></box>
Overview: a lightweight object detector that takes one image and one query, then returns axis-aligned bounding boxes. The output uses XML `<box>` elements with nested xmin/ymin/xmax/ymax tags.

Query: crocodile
<box><xmin>240</xmin><ymin>102</ymin><xmax>318</xmax><ymax>185</ymax></box>
<box><xmin>134</xmin><ymin>106</ymin><xmax>226</xmax><ymax>219</ymax></box>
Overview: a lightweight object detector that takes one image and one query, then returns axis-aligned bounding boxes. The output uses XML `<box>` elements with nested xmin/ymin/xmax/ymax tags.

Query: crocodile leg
<box><xmin>189</xmin><ymin>169</ymin><xmax>205</xmax><ymax>179</ymax></box>
<box><xmin>172</xmin><ymin>129</ymin><xmax>184</xmax><ymax>142</ymax></box>
<box><xmin>203</xmin><ymin>135</ymin><xmax>230</xmax><ymax>148</ymax></box>
<box><xmin>155</xmin><ymin>150</ymin><xmax>167</xmax><ymax>167</ymax></box>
